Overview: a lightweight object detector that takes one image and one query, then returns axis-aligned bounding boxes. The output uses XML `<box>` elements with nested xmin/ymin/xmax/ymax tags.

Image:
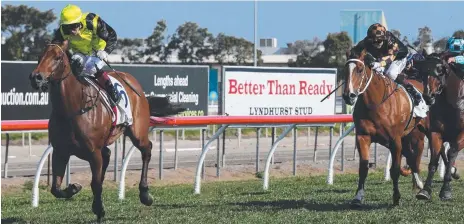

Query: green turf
<box><xmin>2</xmin><ymin>171</ymin><xmax>463</xmax><ymax>224</ymax></box>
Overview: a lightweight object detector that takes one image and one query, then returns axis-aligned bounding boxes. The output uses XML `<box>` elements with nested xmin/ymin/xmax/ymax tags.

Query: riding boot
<box><xmin>395</xmin><ymin>75</ymin><xmax>421</xmax><ymax>106</ymax></box>
<box><xmin>95</xmin><ymin>70</ymin><xmax>120</xmax><ymax>127</ymax></box>
<box><xmin>95</xmin><ymin>70</ymin><xmax>121</xmax><ymax>105</ymax></box>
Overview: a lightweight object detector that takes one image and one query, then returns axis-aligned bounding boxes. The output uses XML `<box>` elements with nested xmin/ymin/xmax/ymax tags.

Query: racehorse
<box><xmin>29</xmin><ymin>40</ymin><xmax>185</xmax><ymax>222</ymax></box>
<box><xmin>415</xmin><ymin>52</ymin><xmax>464</xmax><ymax>201</ymax></box>
<box><xmin>342</xmin><ymin>49</ymin><xmax>427</xmax><ymax>207</ymax></box>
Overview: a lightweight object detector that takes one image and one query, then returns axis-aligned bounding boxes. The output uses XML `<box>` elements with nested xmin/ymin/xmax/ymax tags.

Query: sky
<box><xmin>2</xmin><ymin>1</ymin><xmax>464</xmax><ymax>48</ymax></box>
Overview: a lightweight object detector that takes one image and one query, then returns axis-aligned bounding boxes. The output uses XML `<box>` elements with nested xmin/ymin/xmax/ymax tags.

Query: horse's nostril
<box><xmin>349</xmin><ymin>93</ymin><xmax>356</xmax><ymax>98</ymax></box>
<box><xmin>36</xmin><ymin>75</ymin><xmax>43</xmax><ymax>80</ymax></box>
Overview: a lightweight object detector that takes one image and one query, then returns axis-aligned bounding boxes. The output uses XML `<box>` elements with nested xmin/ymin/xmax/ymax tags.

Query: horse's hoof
<box><xmin>393</xmin><ymin>193</ymin><xmax>401</xmax><ymax>206</ymax></box>
<box><xmin>416</xmin><ymin>190</ymin><xmax>431</xmax><ymax>200</ymax></box>
<box><xmin>452</xmin><ymin>173</ymin><xmax>460</xmax><ymax>180</ymax></box>
<box><xmin>92</xmin><ymin>201</ymin><xmax>105</xmax><ymax>222</ymax></box>
<box><xmin>140</xmin><ymin>192</ymin><xmax>154</xmax><ymax>206</ymax></box>
<box><xmin>65</xmin><ymin>183</ymin><xmax>82</xmax><ymax>198</ymax></box>
<box><xmin>439</xmin><ymin>190</ymin><xmax>452</xmax><ymax>200</ymax></box>
<box><xmin>350</xmin><ymin>199</ymin><xmax>362</xmax><ymax>208</ymax></box>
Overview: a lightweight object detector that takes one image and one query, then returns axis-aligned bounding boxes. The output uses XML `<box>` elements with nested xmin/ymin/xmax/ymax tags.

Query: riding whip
<box><xmin>320</xmin><ymin>82</ymin><xmax>345</xmax><ymax>102</ymax></box>
<box><xmin>93</xmin><ymin>49</ymin><xmax>142</xmax><ymax>97</ymax></box>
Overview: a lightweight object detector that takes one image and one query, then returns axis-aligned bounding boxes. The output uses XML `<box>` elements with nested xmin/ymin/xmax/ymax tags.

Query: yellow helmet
<box><xmin>60</xmin><ymin>4</ymin><xmax>82</xmax><ymax>25</ymax></box>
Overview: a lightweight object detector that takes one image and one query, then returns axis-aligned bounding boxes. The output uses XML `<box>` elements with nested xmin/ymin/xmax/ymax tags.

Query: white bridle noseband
<box><xmin>345</xmin><ymin>58</ymin><xmax>374</xmax><ymax>95</ymax></box>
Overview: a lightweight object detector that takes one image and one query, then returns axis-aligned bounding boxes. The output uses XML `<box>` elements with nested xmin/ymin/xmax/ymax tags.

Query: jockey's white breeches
<box><xmin>71</xmin><ymin>53</ymin><xmax>105</xmax><ymax>76</ymax></box>
<box><xmin>385</xmin><ymin>56</ymin><xmax>409</xmax><ymax>80</ymax></box>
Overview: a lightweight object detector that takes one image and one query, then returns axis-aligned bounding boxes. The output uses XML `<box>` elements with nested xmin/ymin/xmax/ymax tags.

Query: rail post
<box><xmin>32</xmin><ymin>145</ymin><xmax>53</xmax><ymax>207</ymax></box>
<box><xmin>194</xmin><ymin>125</ymin><xmax>229</xmax><ymax>194</ymax></box>
<box><xmin>263</xmin><ymin>124</ymin><xmax>297</xmax><ymax>191</ymax></box>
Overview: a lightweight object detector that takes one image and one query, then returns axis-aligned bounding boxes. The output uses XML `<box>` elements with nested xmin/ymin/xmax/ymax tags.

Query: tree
<box><xmin>115</xmin><ymin>38</ymin><xmax>145</xmax><ymax>63</ymax></box>
<box><xmin>413</xmin><ymin>26</ymin><xmax>433</xmax><ymax>52</ymax></box>
<box><xmin>452</xmin><ymin>30</ymin><xmax>464</xmax><ymax>38</ymax></box>
<box><xmin>290</xmin><ymin>32</ymin><xmax>352</xmax><ymax>81</ymax></box>
<box><xmin>211</xmin><ymin>33</ymin><xmax>262</xmax><ymax>65</ymax></box>
<box><xmin>1</xmin><ymin>4</ymin><xmax>56</xmax><ymax>60</ymax></box>
<box><xmin>287</xmin><ymin>38</ymin><xmax>322</xmax><ymax>55</ymax></box>
<box><xmin>433</xmin><ymin>37</ymin><xmax>448</xmax><ymax>52</ymax></box>
<box><xmin>165</xmin><ymin>22</ymin><xmax>214</xmax><ymax>64</ymax></box>
<box><xmin>391</xmin><ymin>29</ymin><xmax>402</xmax><ymax>39</ymax></box>
<box><xmin>211</xmin><ymin>32</ymin><xmax>235</xmax><ymax>64</ymax></box>
<box><xmin>144</xmin><ymin>20</ymin><xmax>167</xmax><ymax>62</ymax></box>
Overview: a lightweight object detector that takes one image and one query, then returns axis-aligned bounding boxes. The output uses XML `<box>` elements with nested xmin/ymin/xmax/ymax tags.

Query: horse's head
<box><xmin>415</xmin><ymin>50</ymin><xmax>446</xmax><ymax>105</ymax></box>
<box><xmin>342</xmin><ymin>49</ymin><xmax>372</xmax><ymax>105</ymax></box>
<box><xmin>29</xmin><ymin>40</ymin><xmax>70</xmax><ymax>92</ymax></box>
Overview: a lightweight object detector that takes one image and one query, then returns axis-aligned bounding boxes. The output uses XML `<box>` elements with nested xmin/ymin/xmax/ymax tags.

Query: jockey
<box><xmin>444</xmin><ymin>36</ymin><xmax>464</xmax><ymax>67</ymax></box>
<box><xmin>351</xmin><ymin>23</ymin><xmax>422</xmax><ymax>106</ymax></box>
<box><xmin>52</xmin><ymin>4</ymin><xmax>120</xmax><ymax>118</ymax></box>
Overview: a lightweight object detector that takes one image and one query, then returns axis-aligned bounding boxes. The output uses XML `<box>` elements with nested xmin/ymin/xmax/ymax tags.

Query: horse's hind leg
<box><xmin>127</xmin><ymin>128</ymin><xmax>154</xmax><ymax>206</ymax></box>
<box><xmin>50</xmin><ymin>149</ymin><xmax>82</xmax><ymax>199</ymax></box>
<box><xmin>89</xmin><ymin>150</ymin><xmax>105</xmax><ymax>222</ymax></box>
<box><xmin>101</xmin><ymin>146</ymin><xmax>111</xmax><ymax>183</ymax></box>
<box><xmin>417</xmin><ymin>132</ymin><xmax>443</xmax><ymax>200</ymax></box>
<box><xmin>440</xmin><ymin>133</ymin><xmax>464</xmax><ymax>200</ymax></box>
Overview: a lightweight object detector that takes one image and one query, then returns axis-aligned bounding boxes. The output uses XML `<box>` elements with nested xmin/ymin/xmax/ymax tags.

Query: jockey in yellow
<box><xmin>52</xmin><ymin>4</ymin><xmax>120</xmax><ymax>123</ymax></box>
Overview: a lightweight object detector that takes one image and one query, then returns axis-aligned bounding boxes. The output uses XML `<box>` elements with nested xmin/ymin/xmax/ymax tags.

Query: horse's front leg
<box><xmin>351</xmin><ymin>134</ymin><xmax>371</xmax><ymax>208</ymax></box>
<box><xmin>50</xmin><ymin>148</ymin><xmax>82</xmax><ymax>199</ymax></box>
<box><xmin>89</xmin><ymin>150</ymin><xmax>105</xmax><ymax>222</ymax></box>
<box><xmin>391</xmin><ymin>137</ymin><xmax>403</xmax><ymax>206</ymax></box>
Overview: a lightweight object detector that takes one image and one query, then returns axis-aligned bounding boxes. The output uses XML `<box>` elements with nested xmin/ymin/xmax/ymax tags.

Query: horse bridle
<box><xmin>345</xmin><ymin>58</ymin><xmax>373</xmax><ymax>95</ymax></box>
<box><xmin>40</xmin><ymin>44</ymin><xmax>72</xmax><ymax>83</ymax></box>
<box><xmin>43</xmin><ymin>44</ymin><xmax>101</xmax><ymax>116</ymax></box>
<box><xmin>423</xmin><ymin>57</ymin><xmax>446</xmax><ymax>96</ymax></box>
<box><xmin>345</xmin><ymin>57</ymin><xmax>402</xmax><ymax>109</ymax></box>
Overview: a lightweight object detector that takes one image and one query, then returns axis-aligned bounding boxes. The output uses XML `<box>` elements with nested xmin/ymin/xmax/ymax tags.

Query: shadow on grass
<box><xmin>1</xmin><ymin>218</ymin><xmax>28</xmax><ymax>224</ymax></box>
<box><xmin>239</xmin><ymin>191</ymin><xmax>271</xmax><ymax>196</ymax></box>
<box><xmin>229</xmin><ymin>199</ymin><xmax>390</xmax><ymax>212</ymax></box>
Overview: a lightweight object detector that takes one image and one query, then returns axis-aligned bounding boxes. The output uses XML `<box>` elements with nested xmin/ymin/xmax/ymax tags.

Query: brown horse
<box><xmin>342</xmin><ymin>49</ymin><xmax>427</xmax><ymax>207</ymax></box>
<box><xmin>29</xmin><ymin>40</ymin><xmax>185</xmax><ymax>221</ymax></box>
<box><xmin>416</xmin><ymin>52</ymin><xmax>464</xmax><ymax>200</ymax></box>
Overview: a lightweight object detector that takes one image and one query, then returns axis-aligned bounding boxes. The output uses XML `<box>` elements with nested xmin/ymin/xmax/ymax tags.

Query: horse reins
<box><xmin>45</xmin><ymin>44</ymin><xmax>101</xmax><ymax>117</ymax></box>
<box><xmin>345</xmin><ymin>58</ymin><xmax>398</xmax><ymax>109</ymax></box>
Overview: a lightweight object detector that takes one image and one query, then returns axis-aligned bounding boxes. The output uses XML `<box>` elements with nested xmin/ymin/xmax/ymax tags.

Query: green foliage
<box><xmin>452</xmin><ymin>30</ymin><xmax>464</xmax><ymax>39</ymax></box>
<box><xmin>290</xmin><ymin>32</ymin><xmax>352</xmax><ymax>81</ymax></box>
<box><xmin>1</xmin><ymin>4</ymin><xmax>56</xmax><ymax>61</ymax></box>
<box><xmin>166</xmin><ymin>22</ymin><xmax>214</xmax><ymax>64</ymax></box>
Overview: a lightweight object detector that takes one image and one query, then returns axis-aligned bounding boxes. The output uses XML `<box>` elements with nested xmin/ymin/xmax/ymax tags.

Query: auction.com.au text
<box><xmin>1</xmin><ymin>88</ymin><xmax>49</xmax><ymax>106</ymax></box>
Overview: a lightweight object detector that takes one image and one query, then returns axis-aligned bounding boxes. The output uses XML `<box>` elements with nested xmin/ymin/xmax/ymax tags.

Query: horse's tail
<box><xmin>146</xmin><ymin>96</ymin><xmax>187</xmax><ymax>117</ymax></box>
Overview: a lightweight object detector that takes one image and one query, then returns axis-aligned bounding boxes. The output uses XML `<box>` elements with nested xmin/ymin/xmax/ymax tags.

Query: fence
<box><xmin>2</xmin><ymin>115</ymin><xmax>354</xmax><ymax>206</ymax></box>
<box><xmin>2</xmin><ymin>115</ymin><xmax>448</xmax><ymax>207</ymax></box>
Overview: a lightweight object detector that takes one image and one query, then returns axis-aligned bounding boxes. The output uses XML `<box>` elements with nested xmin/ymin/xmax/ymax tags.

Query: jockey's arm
<box><xmin>449</xmin><ymin>55</ymin><xmax>464</xmax><ymax>65</ymax></box>
<box><xmin>377</xmin><ymin>33</ymin><xmax>409</xmax><ymax>68</ymax></box>
<box><xmin>94</xmin><ymin>16</ymin><xmax>118</xmax><ymax>54</ymax></box>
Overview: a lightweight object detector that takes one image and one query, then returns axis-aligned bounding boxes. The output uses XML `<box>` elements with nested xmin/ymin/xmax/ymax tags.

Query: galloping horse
<box><xmin>29</xmin><ymin>40</ymin><xmax>185</xmax><ymax>221</ymax></box>
<box><xmin>415</xmin><ymin>52</ymin><xmax>464</xmax><ymax>200</ymax></box>
<box><xmin>342</xmin><ymin>49</ymin><xmax>427</xmax><ymax>207</ymax></box>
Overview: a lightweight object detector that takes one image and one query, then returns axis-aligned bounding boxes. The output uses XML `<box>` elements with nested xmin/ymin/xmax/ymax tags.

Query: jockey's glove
<box><xmin>97</xmin><ymin>50</ymin><xmax>109</xmax><ymax>62</ymax></box>
<box><xmin>371</xmin><ymin>62</ymin><xmax>382</xmax><ymax>69</ymax></box>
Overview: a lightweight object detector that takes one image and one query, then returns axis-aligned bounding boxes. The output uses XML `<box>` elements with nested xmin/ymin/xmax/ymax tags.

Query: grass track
<box><xmin>2</xmin><ymin>171</ymin><xmax>464</xmax><ymax>224</ymax></box>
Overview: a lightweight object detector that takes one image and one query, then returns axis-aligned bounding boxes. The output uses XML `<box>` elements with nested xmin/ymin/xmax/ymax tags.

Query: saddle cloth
<box><xmin>398</xmin><ymin>84</ymin><xmax>429</xmax><ymax>118</ymax></box>
<box><xmin>83</xmin><ymin>75</ymin><xmax>134</xmax><ymax>126</ymax></box>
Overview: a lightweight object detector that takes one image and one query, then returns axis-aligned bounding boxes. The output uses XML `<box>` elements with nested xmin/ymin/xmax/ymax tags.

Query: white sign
<box><xmin>223</xmin><ymin>66</ymin><xmax>337</xmax><ymax>116</ymax></box>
